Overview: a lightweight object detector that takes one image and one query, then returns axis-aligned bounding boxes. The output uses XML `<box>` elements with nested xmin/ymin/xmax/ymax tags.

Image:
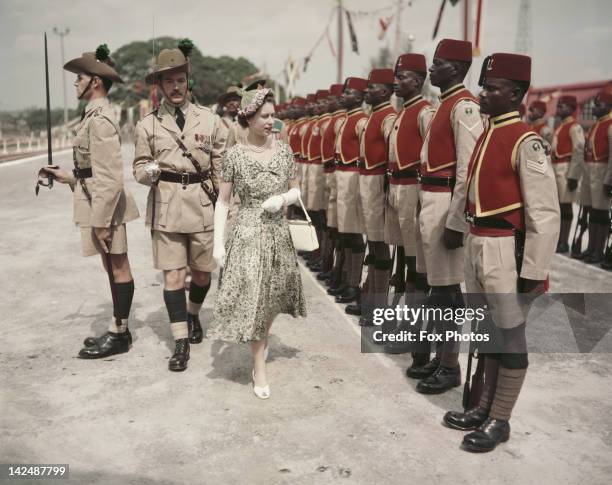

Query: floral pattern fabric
<box><xmin>209</xmin><ymin>141</ymin><xmax>307</xmax><ymax>342</ymax></box>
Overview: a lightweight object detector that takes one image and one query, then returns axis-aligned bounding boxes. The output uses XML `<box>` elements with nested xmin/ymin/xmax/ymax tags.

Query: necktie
<box><xmin>175</xmin><ymin>107</ymin><xmax>185</xmax><ymax>131</ymax></box>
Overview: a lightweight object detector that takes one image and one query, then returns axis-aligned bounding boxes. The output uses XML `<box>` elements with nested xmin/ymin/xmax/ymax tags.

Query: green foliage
<box><xmin>178</xmin><ymin>38</ymin><xmax>195</xmax><ymax>58</ymax></box>
<box><xmin>109</xmin><ymin>36</ymin><xmax>259</xmax><ymax>110</ymax></box>
<box><xmin>0</xmin><ymin>107</ymin><xmax>80</xmax><ymax>134</ymax></box>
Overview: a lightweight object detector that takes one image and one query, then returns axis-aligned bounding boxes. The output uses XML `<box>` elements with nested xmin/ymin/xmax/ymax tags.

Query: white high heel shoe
<box><xmin>252</xmin><ymin>370</ymin><xmax>270</xmax><ymax>400</ymax></box>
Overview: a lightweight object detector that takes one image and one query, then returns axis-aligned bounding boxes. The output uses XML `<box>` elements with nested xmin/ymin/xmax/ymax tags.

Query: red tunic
<box><xmin>553</xmin><ymin>117</ymin><xmax>577</xmax><ymax>163</ymax></box>
<box><xmin>421</xmin><ymin>84</ymin><xmax>477</xmax><ymax>177</ymax></box>
<box><xmin>308</xmin><ymin>114</ymin><xmax>330</xmax><ymax>163</ymax></box>
<box><xmin>465</xmin><ymin>112</ymin><xmax>538</xmax><ymax>233</ymax></box>
<box><xmin>363</xmin><ymin>102</ymin><xmax>396</xmax><ymax>171</ymax></box>
<box><xmin>321</xmin><ymin>110</ymin><xmax>346</xmax><ymax>163</ymax></box>
<box><xmin>530</xmin><ymin>120</ymin><xmax>548</xmax><ymax>137</ymax></box>
<box><xmin>300</xmin><ymin>117</ymin><xmax>317</xmax><ymax>163</ymax></box>
<box><xmin>289</xmin><ymin>118</ymin><xmax>307</xmax><ymax>159</ymax></box>
<box><xmin>338</xmin><ymin>108</ymin><xmax>367</xmax><ymax>171</ymax></box>
<box><xmin>585</xmin><ymin>114</ymin><xmax>612</xmax><ymax>163</ymax></box>
<box><xmin>390</xmin><ymin>97</ymin><xmax>430</xmax><ymax>171</ymax></box>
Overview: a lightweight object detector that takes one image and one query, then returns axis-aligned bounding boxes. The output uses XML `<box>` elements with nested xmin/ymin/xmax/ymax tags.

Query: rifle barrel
<box><xmin>44</xmin><ymin>32</ymin><xmax>54</xmax><ymax>188</ymax></box>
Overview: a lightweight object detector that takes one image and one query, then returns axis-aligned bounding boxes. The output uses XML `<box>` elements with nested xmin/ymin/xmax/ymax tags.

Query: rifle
<box><xmin>571</xmin><ymin>205</ymin><xmax>589</xmax><ymax>257</ymax></box>
<box><xmin>603</xmin><ymin>208</ymin><xmax>612</xmax><ymax>270</ymax></box>
<box><xmin>35</xmin><ymin>32</ymin><xmax>56</xmax><ymax>195</ymax></box>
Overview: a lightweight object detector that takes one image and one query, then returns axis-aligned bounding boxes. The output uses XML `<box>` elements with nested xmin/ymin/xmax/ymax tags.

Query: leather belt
<box><xmin>389</xmin><ymin>169</ymin><xmax>418</xmax><ymax>179</ymax></box>
<box><xmin>73</xmin><ymin>167</ymin><xmax>92</xmax><ymax>179</ymax></box>
<box><xmin>323</xmin><ymin>161</ymin><xmax>336</xmax><ymax>169</ymax></box>
<box><xmin>418</xmin><ymin>175</ymin><xmax>456</xmax><ymax>187</ymax></box>
<box><xmin>465</xmin><ymin>213</ymin><xmax>515</xmax><ymax>230</ymax></box>
<box><xmin>159</xmin><ymin>170</ymin><xmax>208</xmax><ymax>185</ymax></box>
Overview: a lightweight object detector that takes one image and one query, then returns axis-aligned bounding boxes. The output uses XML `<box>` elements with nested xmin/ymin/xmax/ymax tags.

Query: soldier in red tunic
<box><xmin>570</xmin><ymin>91</ymin><xmax>612</xmax><ymax>263</ymax></box>
<box><xmin>413</xmin><ymin>39</ymin><xmax>484</xmax><ymax>394</ymax></box>
<box><xmin>552</xmin><ymin>95</ymin><xmax>585</xmax><ymax>253</ymax></box>
<box><xmin>335</xmin><ymin>78</ymin><xmax>369</xmax><ymax>311</ymax></box>
<box><xmin>382</xmin><ymin>53</ymin><xmax>435</xmax><ymax>362</ymax></box>
<box><xmin>527</xmin><ymin>100</ymin><xmax>552</xmax><ymax>143</ymax></box>
<box><xmin>443</xmin><ymin>53</ymin><xmax>559</xmax><ymax>452</ymax></box>
<box><xmin>357</xmin><ymin>69</ymin><xmax>397</xmax><ymax>326</ymax></box>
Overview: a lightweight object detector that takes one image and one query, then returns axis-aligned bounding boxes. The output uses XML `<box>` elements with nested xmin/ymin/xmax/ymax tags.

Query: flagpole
<box><xmin>337</xmin><ymin>0</ymin><xmax>344</xmax><ymax>83</ymax></box>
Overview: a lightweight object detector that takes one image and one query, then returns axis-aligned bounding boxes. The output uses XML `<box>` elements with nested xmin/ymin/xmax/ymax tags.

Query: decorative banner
<box><xmin>473</xmin><ymin>0</ymin><xmax>483</xmax><ymax>56</ymax></box>
<box><xmin>432</xmin><ymin>0</ymin><xmax>447</xmax><ymax>39</ymax></box>
<box><xmin>345</xmin><ymin>10</ymin><xmax>360</xmax><ymax>54</ymax></box>
<box><xmin>378</xmin><ymin>16</ymin><xmax>393</xmax><ymax>40</ymax></box>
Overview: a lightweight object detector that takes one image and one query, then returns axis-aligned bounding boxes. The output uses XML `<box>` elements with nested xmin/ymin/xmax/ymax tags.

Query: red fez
<box><xmin>558</xmin><ymin>95</ymin><xmax>577</xmax><ymax>109</ymax></box>
<box><xmin>330</xmin><ymin>84</ymin><xmax>344</xmax><ymax>96</ymax></box>
<box><xmin>368</xmin><ymin>68</ymin><xmax>395</xmax><ymax>85</ymax></box>
<box><xmin>395</xmin><ymin>53</ymin><xmax>427</xmax><ymax>74</ymax></box>
<box><xmin>597</xmin><ymin>90</ymin><xmax>612</xmax><ymax>104</ymax></box>
<box><xmin>292</xmin><ymin>97</ymin><xmax>307</xmax><ymax>107</ymax></box>
<box><xmin>530</xmin><ymin>100</ymin><xmax>547</xmax><ymax>112</ymax></box>
<box><xmin>306</xmin><ymin>94</ymin><xmax>316</xmax><ymax>103</ymax></box>
<box><xmin>478</xmin><ymin>52</ymin><xmax>531</xmax><ymax>87</ymax></box>
<box><xmin>344</xmin><ymin>77</ymin><xmax>368</xmax><ymax>92</ymax></box>
<box><xmin>316</xmin><ymin>89</ymin><xmax>330</xmax><ymax>100</ymax></box>
<box><xmin>434</xmin><ymin>38</ymin><xmax>472</xmax><ymax>63</ymax></box>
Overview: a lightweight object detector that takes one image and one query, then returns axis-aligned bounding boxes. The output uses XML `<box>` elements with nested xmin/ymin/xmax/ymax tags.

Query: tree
<box><xmin>109</xmin><ymin>37</ymin><xmax>259</xmax><ymax>110</ymax></box>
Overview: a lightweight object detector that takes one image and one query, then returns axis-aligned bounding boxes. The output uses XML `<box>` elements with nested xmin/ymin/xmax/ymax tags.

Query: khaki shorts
<box><xmin>418</xmin><ymin>190</ymin><xmax>464</xmax><ymax>286</ymax></box>
<box><xmin>80</xmin><ymin>224</ymin><xmax>128</xmax><ymax>257</ymax></box>
<box><xmin>553</xmin><ymin>162</ymin><xmax>576</xmax><ymax>204</ymax></box>
<box><xmin>359</xmin><ymin>173</ymin><xmax>386</xmax><ymax>242</ymax></box>
<box><xmin>152</xmin><ymin>229</ymin><xmax>215</xmax><ymax>272</ymax></box>
<box><xmin>307</xmin><ymin>163</ymin><xmax>327</xmax><ymax>211</ymax></box>
<box><xmin>384</xmin><ymin>183</ymin><xmax>419</xmax><ymax>255</ymax></box>
<box><xmin>584</xmin><ymin>162</ymin><xmax>612</xmax><ymax>210</ymax></box>
<box><xmin>326</xmin><ymin>171</ymin><xmax>338</xmax><ymax>228</ymax></box>
<box><xmin>336</xmin><ymin>169</ymin><xmax>364</xmax><ymax>234</ymax></box>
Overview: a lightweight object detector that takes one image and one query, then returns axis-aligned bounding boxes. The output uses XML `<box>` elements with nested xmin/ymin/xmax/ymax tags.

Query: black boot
<box><xmin>443</xmin><ymin>406</ymin><xmax>489</xmax><ymax>431</ymax></box>
<box><xmin>317</xmin><ymin>270</ymin><xmax>333</xmax><ymax>281</ymax></box>
<box><xmin>327</xmin><ymin>285</ymin><xmax>347</xmax><ymax>296</ymax></box>
<box><xmin>416</xmin><ymin>364</ymin><xmax>461</xmax><ymax>394</ymax></box>
<box><xmin>187</xmin><ymin>313</ymin><xmax>203</xmax><ymax>344</ymax></box>
<box><xmin>83</xmin><ymin>328</ymin><xmax>132</xmax><ymax>347</ymax></box>
<box><xmin>462</xmin><ymin>417</ymin><xmax>511</xmax><ymax>452</ymax></box>
<box><xmin>168</xmin><ymin>338</ymin><xmax>190</xmax><ymax>372</ymax></box>
<box><xmin>556</xmin><ymin>241</ymin><xmax>569</xmax><ymax>253</ymax></box>
<box><xmin>78</xmin><ymin>331</ymin><xmax>131</xmax><ymax>359</ymax></box>
<box><xmin>383</xmin><ymin>322</ymin><xmax>414</xmax><ymax>354</ymax></box>
<box><xmin>406</xmin><ymin>355</ymin><xmax>438</xmax><ymax>379</ymax></box>
<box><xmin>336</xmin><ymin>286</ymin><xmax>359</xmax><ymax>304</ymax></box>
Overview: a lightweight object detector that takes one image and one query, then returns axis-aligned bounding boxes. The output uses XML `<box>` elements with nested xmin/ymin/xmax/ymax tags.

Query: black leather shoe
<box><xmin>406</xmin><ymin>356</ymin><xmax>439</xmax><ymax>379</ymax></box>
<box><xmin>416</xmin><ymin>364</ymin><xmax>461</xmax><ymax>394</ymax></box>
<box><xmin>327</xmin><ymin>285</ymin><xmax>347</xmax><ymax>296</ymax></box>
<box><xmin>584</xmin><ymin>252</ymin><xmax>603</xmax><ymax>264</ymax></box>
<box><xmin>443</xmin><ymin>406</ymin><xmax>489</xmax><ymax>431</ymax></box>
<box><xmin>317</xmin><ymin>270</ymin><xmax>332</xmax><ymax>281</ymax></box>
<box><xmin>556</xmin><ymin>241</ymin><xmax>569</xmax><ymax>253</ymax></box>
<box><xmin>83</xmin><ymin>328</ymin><xmax>132</xmax><ymax>347</ymax></box>
<box><xmin>78</xmin><ymin>331</ymin><xmax>131</xmax><ymax>359</ymax></box>
<box><xmin>571</xmin><ymin>248</ymin><xmax>591</xmax><ymax>260</ymax></box>
<box><xmin>462</xmin><ymin>417</ymin><xmax>510</xmax><ymax>452</ymax></box>
<box><xmin>345</xmin><ymin>302</ymin><xmax>361</xmax><ymax>316</ymax></box>
<box><xmin>306</xmin><ymin>258</ymin><xmax>320</xmax><ymax>268</ymax></box>
<box><xmin>168</xmin><ymin>338</ymin><xmax>190</xmax><ymax>372</ymax></box>
<box><xmin>187</xmin><ymin>313</ymin><xmax>203</xmax><ymax>344</ymax></box>
<box><xmin>336</xmin><ymin>286</ymin><xmax>359</xmax><ymax>303</ymax></box>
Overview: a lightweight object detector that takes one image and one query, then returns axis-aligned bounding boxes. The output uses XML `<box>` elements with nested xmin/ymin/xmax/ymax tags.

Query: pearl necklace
<box><xmin>247</xmin><ymin>136</ymin><xmax>271</xmax><ymax>153</ymax></box>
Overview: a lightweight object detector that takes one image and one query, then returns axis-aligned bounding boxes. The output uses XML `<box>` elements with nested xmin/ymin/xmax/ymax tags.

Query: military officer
<box><xmin>527</xmin><ymin>100</ymin><xmax>553</xmax><ymax>143</ymax></box>
<box><xmin>443</xmin><ymin>53</ymin><xmax>559</xmax><ymax>453</ymax></box>
<box><xmin>382</xmin><ymin>53</ymin><xmax>435</xmax><ymax>362</ymax></box>
<box><xmin>413</xmin><ymin>39</ymin><xmax>484</xmax><ymax>394</ymax></box>
<box><xmin>552</xmin><ymin>94</ymin><xmax>585</xmax><ymax>253</ymax></box>
<box><xmin>334</xmin><ymin>78</ymin><xmax>369</xmax><ymax>310</ymax></box>
<box><xmin>357</xmin><ymin>69</ymin><xmax>397</xmax><ymax>326</ymax></box>
<box><xmin>133</xmin><ymin>44</ymin><xmax>227</xmax><ymax>371</ymax></box>
<box><xmin>571</xmin><ymin>91</ymin><xmax>612</xmax><ymax>263</ymax></box>
<box><xmin>40</xmin><ymin>44</ymin><xmax>140</xmax><ymax>359</ymax></box>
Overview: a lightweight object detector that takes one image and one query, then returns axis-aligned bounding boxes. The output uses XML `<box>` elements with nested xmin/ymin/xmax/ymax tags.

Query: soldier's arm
<box><xmin>133</xmin><ymin>121</ymin><xmax>154</xmax><ymax>186</ymax></box>
<box><xmin>418</xmin><ymin>106</ymin><xmax>436</xmax><ymax>139</ymax></box>
<box><xmin>446</xmin><ymin>99</ymin><xmax>484</xmax><ymax>233</ymax></box>
<box><xmin>89</xmin><ymin>115</ymin><xmax>123</xmax><ymax>228</ymax></box>
<box><xmin>540</xmin><ymin>124</ymin><xmax>553</xmax><ymax>144</ymax></box>
<box><xmin>211</xmin><ymin>114</ymin><xmax>229</xmax><ymax>191</ymax></box>
<box><xmin>382</xmin><ymin>114</ymin><xmax>397</xmax><ymax>141</ymax></box>
<box><xmin>604</xmin><ymin>125</ymin><xmax>612</xmax><ymax>188</ymax></box>
<box><xmin>518</xmin><ymin>137</ymin><xmax>561</xmax><ymax>281</ymax></box>
<box><xmin>567</xmin><ymin>123</ymin><xmax>586</xmax><ymax>181</ymax></box>
<box><xmin>355</xmin><ymin>118</ymin><xmax>367</xmax><ymax>139</ymax></box>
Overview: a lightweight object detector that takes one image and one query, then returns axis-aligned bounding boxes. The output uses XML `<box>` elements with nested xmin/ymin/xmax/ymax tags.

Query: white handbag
<box><xmin>288</xmin><ymin>195</ymin><xmax>319</xmax><ymax>252</ymax></box>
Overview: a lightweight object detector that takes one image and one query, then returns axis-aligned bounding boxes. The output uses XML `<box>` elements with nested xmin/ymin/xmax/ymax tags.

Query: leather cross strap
<box><xmin>162</xmin><ymin>127</ymin><xmax>218</xmax><ymax>207</ymax></box>
<box><xmin>73</xmin><ymin>166</ymin><xmax>93</xmax><ymax>179</ymax></box>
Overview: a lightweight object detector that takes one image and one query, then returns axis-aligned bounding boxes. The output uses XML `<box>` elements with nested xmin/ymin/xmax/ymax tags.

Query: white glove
<box><xmin>144</xmin><ymin>161</ymin><xmax>161</xmax><ymax>182</ymax></box>
<box><xmin>261</xmin><ymin>188</ymin><xmax>301</xmax><ymax>213</ymax></box>
<box><xmin>213</xmin><ymin>200</ymin><xmax>229</xmax><ymax>268</ymax></box>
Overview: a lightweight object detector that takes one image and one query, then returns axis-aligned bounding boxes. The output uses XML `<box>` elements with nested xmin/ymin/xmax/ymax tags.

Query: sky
<box><xmin>0</xmin><ymin>0</ymin><xmax>611</xmax><ymax>111</ymax></box>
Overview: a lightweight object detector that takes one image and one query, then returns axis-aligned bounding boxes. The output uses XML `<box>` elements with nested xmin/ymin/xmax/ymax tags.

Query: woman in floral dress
<box><xmin>209</xmin><ymin>88</ymin><xmax>307</xmax><ymax>399</ymax></box>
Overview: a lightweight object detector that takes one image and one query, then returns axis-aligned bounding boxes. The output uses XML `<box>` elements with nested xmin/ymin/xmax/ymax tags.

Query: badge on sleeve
<box><xmin>525</xmin><ymin>142</ymin><xmax>548</xmax><ymax>174</ymax></box>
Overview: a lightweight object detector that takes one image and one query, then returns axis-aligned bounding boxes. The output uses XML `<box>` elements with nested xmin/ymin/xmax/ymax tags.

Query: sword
<box><xmin>36</xmin><ymin>32</ymin><xmax>55</xmax><ymax>195</ymax></box>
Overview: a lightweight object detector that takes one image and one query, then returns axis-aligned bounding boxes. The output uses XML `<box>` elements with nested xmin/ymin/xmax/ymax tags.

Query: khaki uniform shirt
<box><xmin>133</xmin><ymin>101</ymin><xmax>228</xmax><ymax>233</ymax></box>
<box><xmin>72</xmin><ymin>97</ymin><xmax>139</xmax><ymax>228</ymax></box>
<box><xmin>564</xmin><ymin>122</ymin><xmax>586</xmax><ymax>180</ymax></box>
<box><xmin>421</xmin><ymin>96</ymin><xmax>484</xmax><ymax>233</ymax></box>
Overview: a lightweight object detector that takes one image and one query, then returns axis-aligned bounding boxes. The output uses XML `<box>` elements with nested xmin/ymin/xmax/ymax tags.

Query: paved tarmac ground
<box><xmin>1</xmin><ymin>147</ymin><xmax>611</xmax><ymax>485</ymax></box>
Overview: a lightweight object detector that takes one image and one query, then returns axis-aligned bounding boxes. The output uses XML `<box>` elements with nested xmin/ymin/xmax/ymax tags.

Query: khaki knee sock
<box><xmin>489</xmin><ymin>366</ymin><xmax>527</xmax><ymax>420</ymax></box>
<box><xmin>478</xmin><ymin>356</ymin><xmax>500</xmax><ymax>409</ymax></box>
